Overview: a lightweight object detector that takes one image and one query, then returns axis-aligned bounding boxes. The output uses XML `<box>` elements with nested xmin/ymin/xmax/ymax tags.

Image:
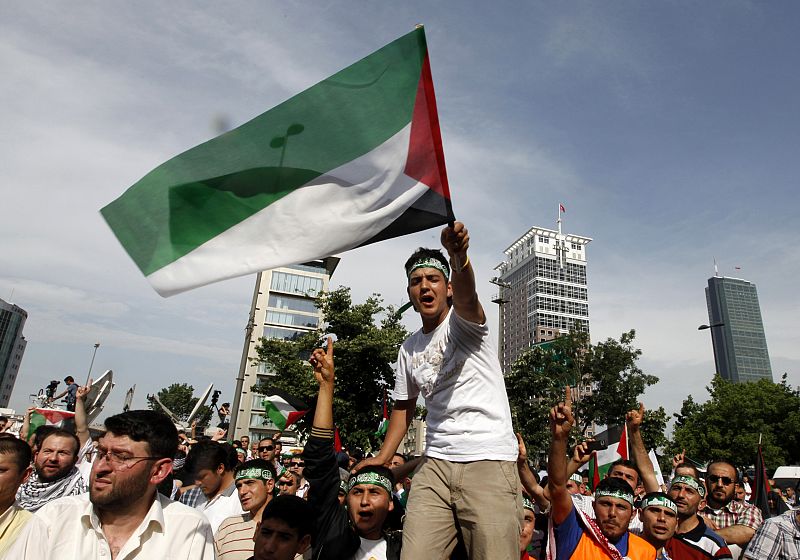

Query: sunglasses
<box><xmin>290</xmin><ymin>461</ymin><xmax>305</xmax><ymax>467</ymax></box>
<box><xmin>258</xmin><ymin>445</ymin><xmax>274</xmax><ymax>452</ymax></box>
<box><xmin>278</xmin><ymin>480</ymin><xmax>294</xmax><ymax>486</ymax></box>
<box><xmin>707</xmin><ymin>474</ymin><xmax>734</xmax><ymax>486</ymax></box>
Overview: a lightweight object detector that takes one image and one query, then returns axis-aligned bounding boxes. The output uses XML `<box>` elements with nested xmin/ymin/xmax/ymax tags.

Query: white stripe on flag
<box><xmin>147</xmin><ymin>124</ymin><xmax>428</xmax><ymax>296</ymax></box>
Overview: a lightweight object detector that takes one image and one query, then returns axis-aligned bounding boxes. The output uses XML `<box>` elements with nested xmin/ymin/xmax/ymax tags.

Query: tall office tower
<box><xmin>232</xmin><ymin>258</ymin><xmax>339</xmax><ymax>443</ymax></box>
<box><xmin>0</xmin><ymin>298</ymin><xmax>28</xmax><ymax>408</ymax></box>
<box><xmin>705</xmin><ymin>276</ymin><xmax>773</xmax><ymax>383</ymax></box>
<box><xmin>494</xmin><ymin>220</ymin><xmax>591</xmax><ymax>373</ymax></box>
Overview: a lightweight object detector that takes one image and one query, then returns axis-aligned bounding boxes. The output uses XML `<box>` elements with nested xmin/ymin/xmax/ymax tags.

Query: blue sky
<box><xmin>2</xmin><ymin>2</ymin><xmax>798</xmax><ymax>429</ymax></box>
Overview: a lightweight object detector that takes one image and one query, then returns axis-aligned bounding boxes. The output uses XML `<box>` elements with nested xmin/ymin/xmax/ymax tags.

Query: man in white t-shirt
<box><xmin>358</xmin><ymin>222</ymin><xmax>521</xmax><ymax>560</ymax></box>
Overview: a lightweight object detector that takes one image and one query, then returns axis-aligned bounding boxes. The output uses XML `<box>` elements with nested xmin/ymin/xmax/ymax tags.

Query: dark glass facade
<box><xmin>705</xmin><ymin>277</ymin><xmax>772</xmax><ymax>383</ymax></box>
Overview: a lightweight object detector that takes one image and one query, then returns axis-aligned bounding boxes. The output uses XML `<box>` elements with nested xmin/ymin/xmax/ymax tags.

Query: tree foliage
<box><xmin>668</xmin><ymin>374</ymin><xmax>800</xmax><ymax>470</ymax></box>
<box><xmin>505</xmin><ymin>330</ymin><xmax>658</xmax><ymax>461</ymax></box>
<box><xmin>252</xmin><ymin>287</ymin><xmax>408</xmax><ymax>451</ymax></box>
<box><xmin>640</xmin><ymin>406</ymin><xmax>669</xmax><ymax>451</ymax></box>
<box><xmin>148</xmin><ymin>383</ymin><xmax>212</xmax><ymax>427</ymax></box>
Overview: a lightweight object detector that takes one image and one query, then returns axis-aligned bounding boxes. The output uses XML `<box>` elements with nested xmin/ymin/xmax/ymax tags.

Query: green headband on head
<box><xmin>407</xmin><ymin>258</ymin><xmax>450</xmax><ymax>279</ymax></box>
<box><xmin>641</xmin><ymin>495</ymin><xmax>678</xmax><ymax>514</ymax></box>
<box><xmin>235</xmin><ymin>467</ymin><xmax>273</xmax><ymax>482</ymax></box>
<box><xmin>569</xmin><ymin>473</ymin><xmax>583</xmax><ymax>484</ymax></box>
<box><xmin>347</xmin><ymin>471</ymin><xmax>392</xmax><ymax>495</ymax></box>
<box><xmin>595</xmin><ymin>488</ymin><xmax>634</xmax><ymax>506</ymax></box>
<box><xmin>671</xmin><ymin>475</ymin><xmax>706</xmax><ymax>498</ymax></box>
<box><xmin>522</xmin><ymin>495</ymin><xmax>535</xmax><ymax>512</ymax></box>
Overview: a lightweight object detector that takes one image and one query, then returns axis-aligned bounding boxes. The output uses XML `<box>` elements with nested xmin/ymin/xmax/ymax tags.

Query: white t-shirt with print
<box><xmin>392</xmin><ymin>308</ymin><xmax>517</xmax><ymax>461</ymax></box>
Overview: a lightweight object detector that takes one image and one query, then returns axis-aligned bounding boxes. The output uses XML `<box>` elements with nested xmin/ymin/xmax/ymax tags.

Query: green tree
<box><xmin>505</xmin><ymin>330</ymin><xmax>658</xmax><ymax>460</ymax></box>
<box><xmin>640</xmin><ymin>406</ymin><xmax>669</xmax><ymax>451</ymax></box>
<box><xmin>148</xmin><ymin>383</ymin><xmax>212</xmax><ymax>427</ymax></box>
<box><xmin>252</xmin><ymin>287</ymin><xmax>408</xmax><ymax>451</ymax></box>
<box><xmin>668</xmin><ymin>374</ymin><xmax>800</xmax><ymax>469</ymax></box>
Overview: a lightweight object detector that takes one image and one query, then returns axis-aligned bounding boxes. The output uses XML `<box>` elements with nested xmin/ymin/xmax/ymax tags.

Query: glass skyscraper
<box><xmin>0</xmin><ymin>298</ymin><xmax>27</xmax><ymax>408</ymax></box>
<box><xmin>705</xmin><ymin>276</ymin><xmax>772</xmax><ymax>383</ymax></box>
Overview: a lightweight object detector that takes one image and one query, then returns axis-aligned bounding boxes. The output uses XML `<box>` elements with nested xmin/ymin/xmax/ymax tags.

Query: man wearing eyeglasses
<box><xmin>288</xmin><ymin>457</ymin><xmax>309</xmax><ymax>499</ymax></box>
<box><xmin>7</xmin><ymin>410</ymin><xmax>215</xmax><ymax>559</ymax></box>
<box><xmin>258</xmin><ymin>438</ymin><xmax>284</xmax><ymax>476</ymax></box>
<box><xmin>701</xmin><ymin>460</ymin><xmax>763</xmax><ymax>556</ymax></box>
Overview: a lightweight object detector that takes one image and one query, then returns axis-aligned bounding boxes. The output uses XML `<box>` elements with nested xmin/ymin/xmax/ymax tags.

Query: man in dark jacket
<box><xmin>305</xmin><ymin>339</ymin><xmax>401</xmax><ymax>560</ymax></box>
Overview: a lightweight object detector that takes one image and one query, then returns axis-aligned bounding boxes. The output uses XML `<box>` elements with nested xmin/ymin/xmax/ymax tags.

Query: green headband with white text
<box><xmin>671</xmin><ymin>475</ymin><xmax>706</xmax><ymax>498</ymax></box>
<box><xmin>235</xmin><ymin>467</ymin><xmax>273</xmax><ymax>482</ymax></box>
<box><xmin>641</xmin><ymin>494</ymin><xmax>678</xmax><ymax>514</ymax></box>
<box><xmin>347</xmin><ymin>471</ymin><xmax>392</xmax><ymax>495</ymax></box>
<box><xmin>522</xmin><ymin>496</ymin><xmax>535</xmax><ymax>512</ymax></box>
<box><xmin>595</xmin><ymin>488</ymin><xmax>634</xmax><ymax>506</ymax></box>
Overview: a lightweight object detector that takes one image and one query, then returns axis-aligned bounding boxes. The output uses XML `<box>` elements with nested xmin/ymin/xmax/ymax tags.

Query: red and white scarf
<box><xmin>546</xmin><ymin>505</ymin><xmax>628</xmax><ymax>560</ymax></box>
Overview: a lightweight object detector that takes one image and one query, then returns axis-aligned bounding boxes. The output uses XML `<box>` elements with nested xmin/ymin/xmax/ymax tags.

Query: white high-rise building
<box><xmin>494</xmin><ymin>221</ymin><xmax>591</xmax><ymax>373</ymax></box>
<box><xmin>231</xmin><ymin>259</ymin><xmax>338</xmax><ymax>444</ymax></box>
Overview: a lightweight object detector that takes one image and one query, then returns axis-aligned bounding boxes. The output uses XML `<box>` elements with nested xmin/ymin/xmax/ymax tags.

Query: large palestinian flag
<box><xmin>101</xmin><ymin>27</ymin><xmax>453</xmax><ymax>296</ymax></box>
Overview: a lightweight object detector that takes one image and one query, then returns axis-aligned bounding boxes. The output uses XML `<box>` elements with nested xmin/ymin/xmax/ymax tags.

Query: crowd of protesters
<box><xmin>1</xmin><ymin>222</ymin><xmax>797</xmax><ymax>560</ymax></box>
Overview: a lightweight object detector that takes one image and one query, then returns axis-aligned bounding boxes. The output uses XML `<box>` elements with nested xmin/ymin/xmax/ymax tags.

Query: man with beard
<box><xmin>665</xmin><ymin>475</ymin><xmax>732</xmax><ymax>559</ymax></box>
<box><xmin>637</xmin><ymin>493</ymin><xmax>678</xmax><ymax>559</ymax></box>
<box><xmin>701</xmin><ymin>460</ymin><xmax>763</xmax><ymax>554</ymax></box>
<box><xmin>548</xmin><ymin>388</ymin><xmax>656</xmax><ymax>560</ymax></box>
<box><xmin>16</xmin><ymin>429</ymin><xmax>87</xmax><ymax>511</ymax></box>
<box><xmin>7</xmin><ymin>410</ymin><xmax>215</xmax><ymax>559</ymax></box>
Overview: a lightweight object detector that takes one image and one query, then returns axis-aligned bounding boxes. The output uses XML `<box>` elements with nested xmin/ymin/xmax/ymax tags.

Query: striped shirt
<box><xmin>665</xmin><ymin>517</ymin><xmax>732</xmax><ymax>560</ymax></box>
<box><xmin>215</xmin><ymin>513</ymin><xmax>257</xmax><ymax>560</ymax></box>
<box><xmin>743</xmin><ymin>509</ymin><xmax>800</xmax><ymax>560</ymax></box>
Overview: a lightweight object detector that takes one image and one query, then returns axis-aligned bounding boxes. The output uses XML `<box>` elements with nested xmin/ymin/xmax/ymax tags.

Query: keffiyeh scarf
<box><xmin>16</xmin><ymin>468</ymin><xmax>87</xmax><ymax>512</ymax></box>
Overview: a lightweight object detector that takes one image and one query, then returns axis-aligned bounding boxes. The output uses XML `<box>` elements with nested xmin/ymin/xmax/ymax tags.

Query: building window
<box><xmin>267</xmin><ymin>294</ymin><xmax>318</xmax><ymax>314</ymax></box>
<box><xmin>270</xmin><ymin>272</ymin><xmax>323</xmax><ymax>296</ymax></box>
<box><xmin>263</xmin><ymin>326</ymin><xmax>309</xmax><ymax>341</ymax></box>
<box><xmin>265</xmin><ymin>310</ymin><xmax>320</xmax><ymax>328</ymax></box>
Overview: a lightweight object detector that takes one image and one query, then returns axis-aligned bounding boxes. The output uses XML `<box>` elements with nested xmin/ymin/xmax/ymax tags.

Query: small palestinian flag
<box><xmin>101</xmin><ymin>26</ymin><xmax>453</xmax><ymax>297</ymax></box>
<box><xmin>262</xmin><ymin>389</ymin><xmax>309</xmax><ymax>431</ymax></box>
<box><xmin>588</xmin><ymin>425</ymin><xmax>629</xmax><ymax>491</ymax></box>
<box><xmin>28</xmin><ymin>408</ymin><xmax>76</xmax><ymax>442</ymax></box>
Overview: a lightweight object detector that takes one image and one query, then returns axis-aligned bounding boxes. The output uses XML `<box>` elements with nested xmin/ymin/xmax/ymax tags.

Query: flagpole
<box><xmin>229</xmin><ymin>271</ymin><xmax>262</xmax><ymax>440</ymax></box>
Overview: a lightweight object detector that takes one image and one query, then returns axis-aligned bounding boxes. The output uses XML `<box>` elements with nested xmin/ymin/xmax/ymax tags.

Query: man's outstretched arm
<box><xmin>354</xmin><ymin>399</ymin><xmax>415</xmax><ymax>471</ymax></box>
<box><xmin>548</xmin><ymin>387</ymin><xmax>576</xmax><ymax>526</ymax></box>
<box><xmin>441</xmin><ymin>222</ymin><xmax>484</xmax><ymax>325</ymax></box>
<box><xmin>626</xmin><ymin>402</ymin><xmax>660</xmax><ymax>493</ymax></box>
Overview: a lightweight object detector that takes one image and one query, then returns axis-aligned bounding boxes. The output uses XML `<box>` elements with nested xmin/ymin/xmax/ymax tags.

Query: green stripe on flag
<box><xmin>263</xmin><ymin>401</ymin><xmax>289</xmax><ymax>431</ymax></box>
<box><xmin>101</xmin><ymin>29</ymin><xmax>427</xmax><ymax>277</ymax></box>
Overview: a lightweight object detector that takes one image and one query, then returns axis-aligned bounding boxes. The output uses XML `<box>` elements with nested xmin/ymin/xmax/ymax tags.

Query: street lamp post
<box><xmin>85</xmin><ymin>343</ymin><xmax>100</xmax><ymax>385</ymax></box>
<box><xmin>698</xmin><ymin>322</ymin><xmax>724</xmax><ymax>375</ymax></box>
